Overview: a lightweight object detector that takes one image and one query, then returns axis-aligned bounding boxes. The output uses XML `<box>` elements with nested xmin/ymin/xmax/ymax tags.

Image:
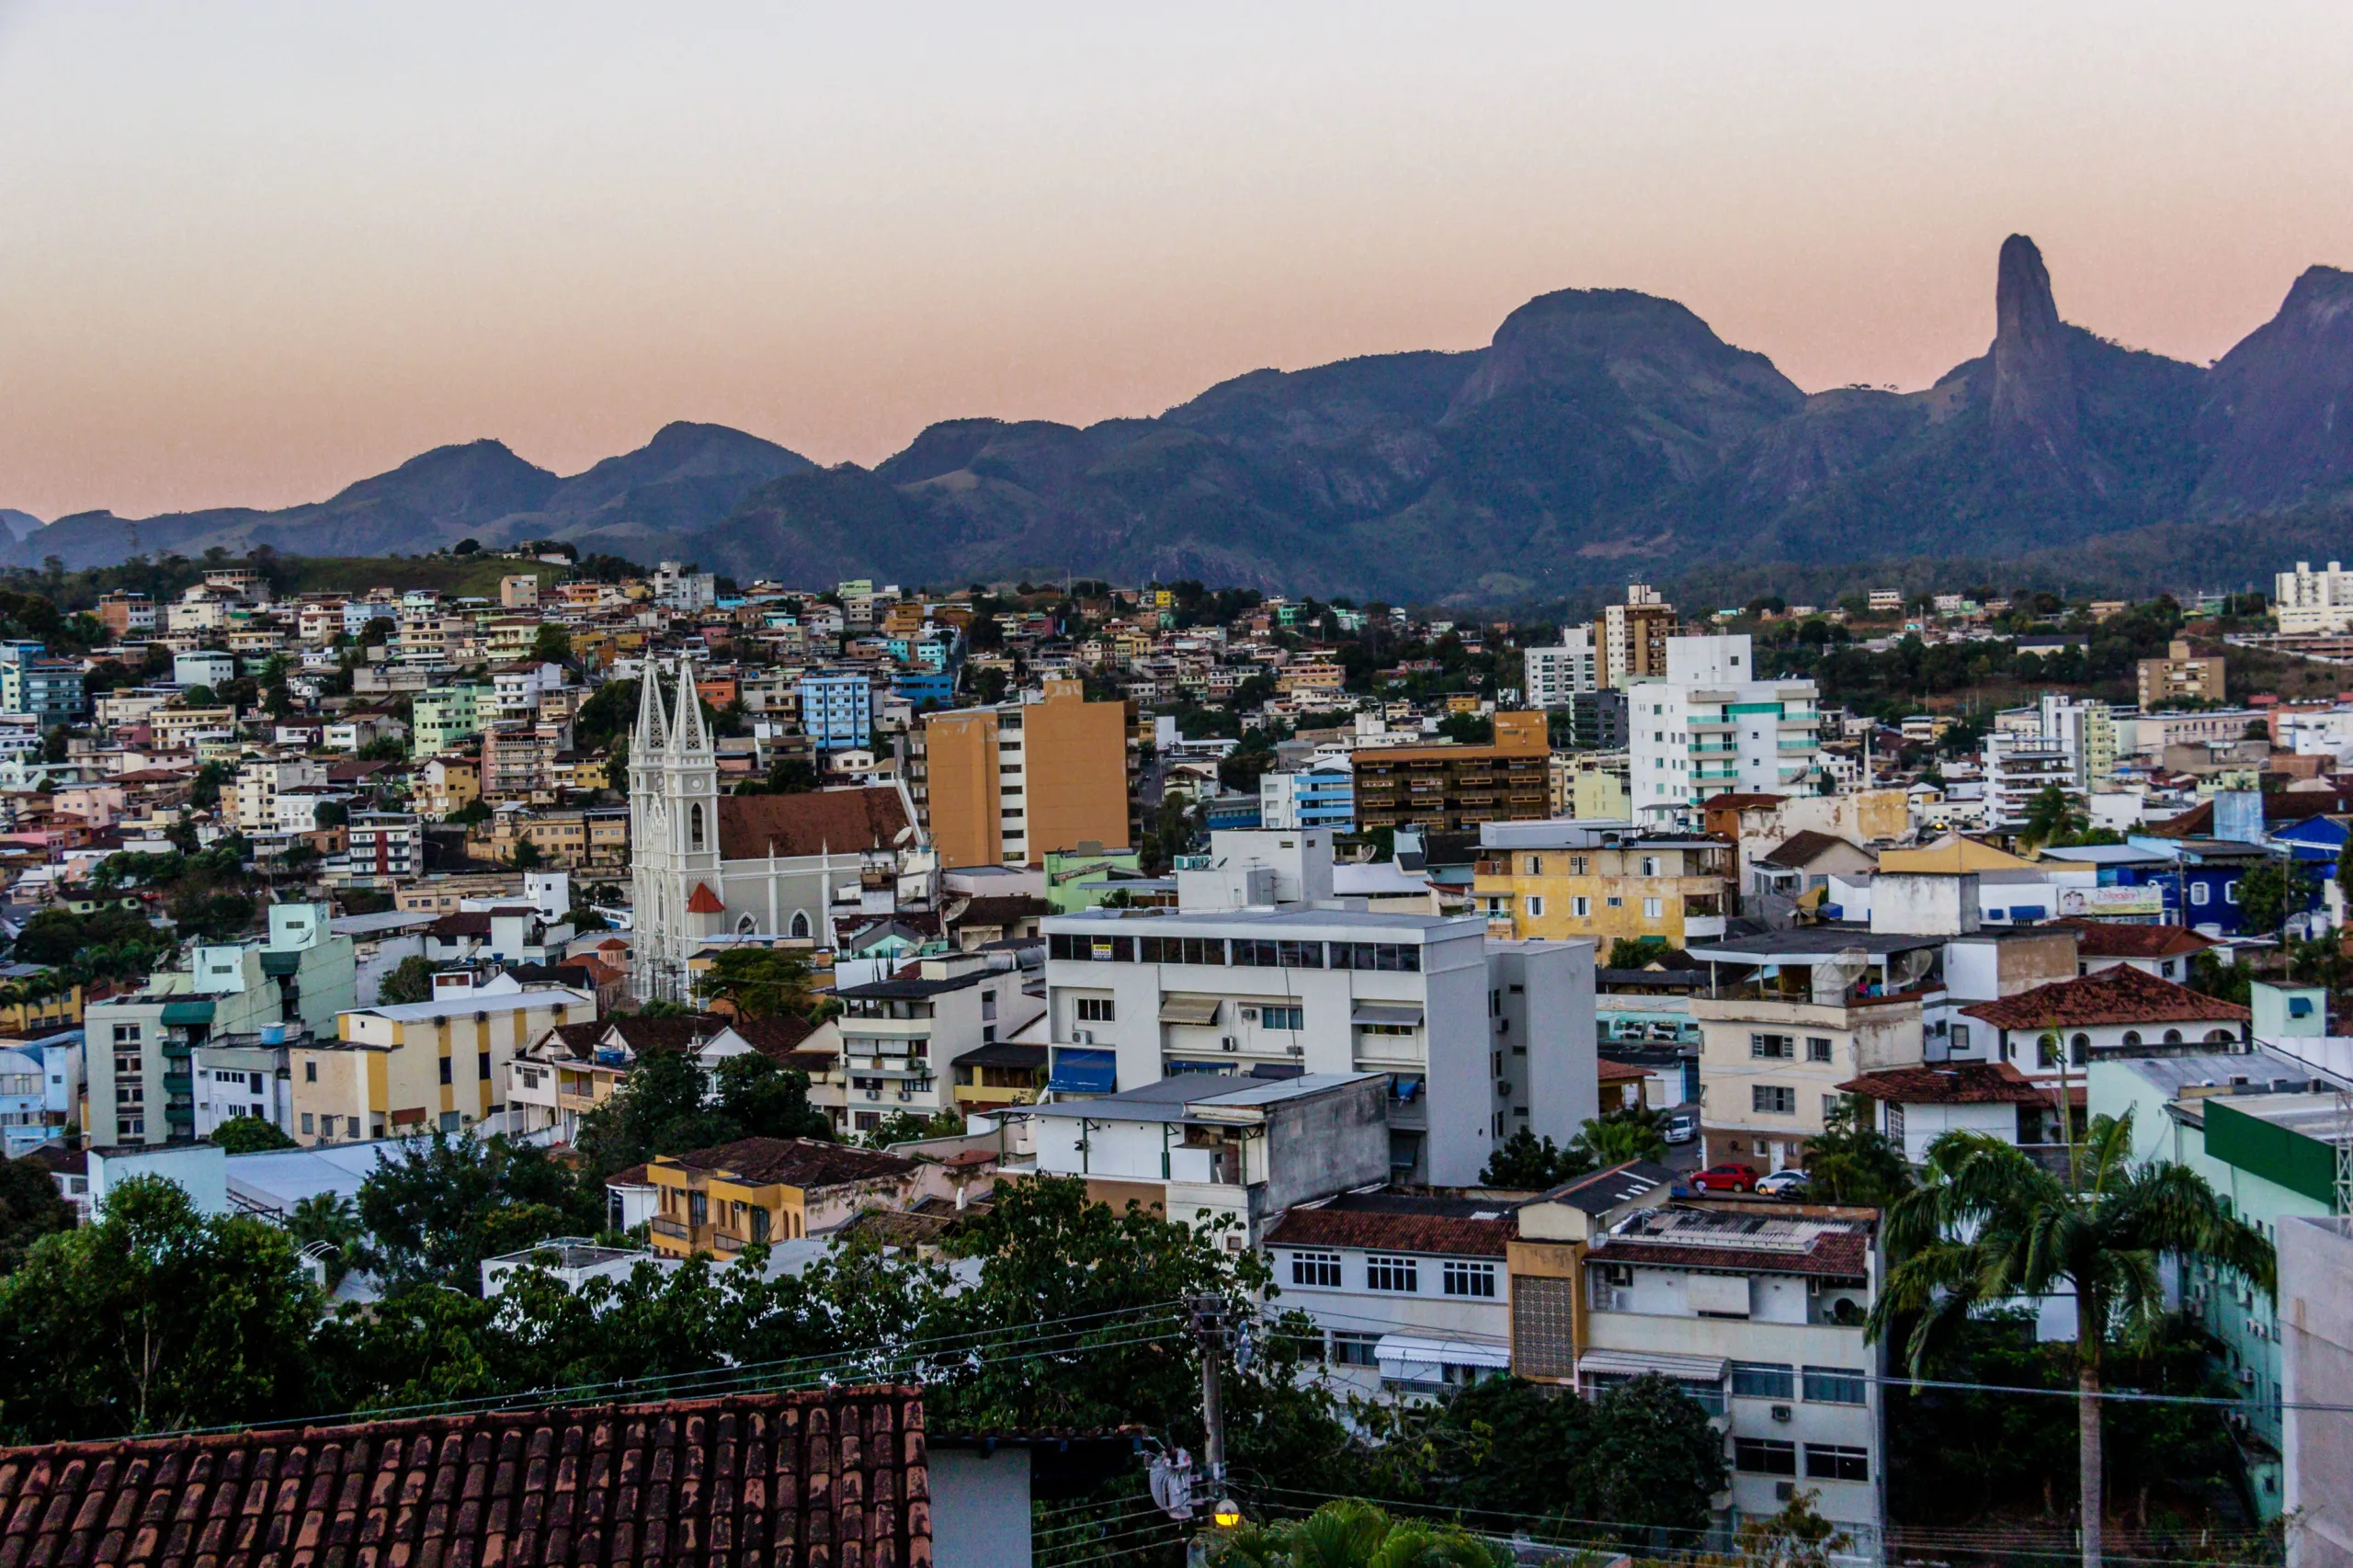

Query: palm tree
<box><xmin>1222</xmin><ymin>1500</ymin><xmax>1505</xmax><ymax>1568</ymax></box>
<box><xmin>1867</xmin><ymin>1113</ymin><xmax>2273</xmax><ymax>1568</ymax></box>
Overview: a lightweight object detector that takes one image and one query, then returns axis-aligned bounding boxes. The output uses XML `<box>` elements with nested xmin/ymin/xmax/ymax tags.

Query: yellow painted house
<box><xmin>1473</xmin><ymin>822</ymin><xmax>1737</xmax><ymax>948</ymax></box>
<box><xmin>642</xmin><ymin>1136</ymin><xmax>935</xmax><ymax>1258</ymax></box>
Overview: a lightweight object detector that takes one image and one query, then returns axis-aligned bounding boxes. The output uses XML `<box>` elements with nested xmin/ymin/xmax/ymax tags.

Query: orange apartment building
<box><xmin>1352</xmin><ymin>710</ymin><xmax>1552</xmax><ymax>832</ymax></box>
<box><xmin>918</xmin><ymin>679</ymin><xmax>1135</xmax><ymax>868</ymax></box>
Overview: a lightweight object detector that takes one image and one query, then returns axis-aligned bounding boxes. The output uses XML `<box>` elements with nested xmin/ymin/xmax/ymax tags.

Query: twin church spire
<box><xmin>631</xmin><ymin>657</ymin><xmax>710</xmax><ymax>756</ymax></box>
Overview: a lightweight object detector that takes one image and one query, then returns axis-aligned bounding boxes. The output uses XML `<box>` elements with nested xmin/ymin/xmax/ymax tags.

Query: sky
<box><xmin>3</xmin><ymin>1</ymin><xmax>2351</xmax><ymax>520</ymax></box>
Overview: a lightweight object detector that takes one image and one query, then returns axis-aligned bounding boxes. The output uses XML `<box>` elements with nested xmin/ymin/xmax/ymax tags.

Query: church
<box><xmin>628</xmin><ymin>659</ymin><xmax>924</xmax><ymax>1003</ymax></box>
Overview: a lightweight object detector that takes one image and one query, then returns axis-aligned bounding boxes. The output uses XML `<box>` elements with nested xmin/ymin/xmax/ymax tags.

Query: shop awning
<box><xmin>1375</xmin><ymin>1335</ymin><xmax>1513</xmax><ymax>1383</ymax></box>
<box><xmin>1576</xmin><ymin>1349</ymin><xmax>1727</xmax><ymax>1382</ymax></box>
<box><xmin>1048</xmin><ymin>1047</ymin><xmax>1118</xmax><ymax>1095</ymax></box>
<box><xmin>160</xmin><ymin>1001</ymin><xmax>216</xmax><ymax>1027</ymax></box>
<box><xmin>1158</xmin><ymin>995</ymin><xmax>1222</xmax><ymax>1026</ymax></box>
<box><xmin>1351</xmin><ymin>1004</ymin><xmax>1424</xmax><ymax>1028</ymax></box>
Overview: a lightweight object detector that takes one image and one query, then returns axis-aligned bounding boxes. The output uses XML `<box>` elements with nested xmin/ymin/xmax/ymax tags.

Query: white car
<box><xmin>1756</xmin><ymin>1169</ymin><xmax>1811</xmax><ymax>1199</ymax></box>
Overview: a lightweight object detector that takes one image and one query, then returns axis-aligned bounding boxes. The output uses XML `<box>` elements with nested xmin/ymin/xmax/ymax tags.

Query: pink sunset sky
<box><xmin>3</xmin><ymin>0</ymin><xmax>2350</xmax><ymax>520</ymax></box>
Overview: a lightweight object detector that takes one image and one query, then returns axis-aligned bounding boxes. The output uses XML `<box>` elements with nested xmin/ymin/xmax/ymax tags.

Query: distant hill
<box><xmin>22</xmin><ymin>238</ymin><xmax>2353</xmax><ymax>600</ymax></box>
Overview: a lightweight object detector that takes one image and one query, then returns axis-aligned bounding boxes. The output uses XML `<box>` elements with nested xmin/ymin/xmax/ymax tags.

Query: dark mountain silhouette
<box><xmin>18</xmin><ymin>236</ymin><xmax>2353</xmax><ymax>598</ymax></box>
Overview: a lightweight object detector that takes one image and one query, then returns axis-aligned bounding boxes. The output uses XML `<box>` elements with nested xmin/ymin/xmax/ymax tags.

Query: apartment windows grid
<box><xmin>1804</xmin><ymin>1445</ymin><xmax>1870</xmax><ymax>1482</ymax></box>
<box><xmin>1750</xmin><ymin>1032</ymin><xmax>1794</xmax><ymax>1060</ymax></box>
<box><xmin>1366</xmin><ymin>1255</ymin><xmax>1419</xmax><ymax>1292</ymax></box>
<box><xmin>1803</xmin><ymin>1366</ymin><xmax>1868</xmax><ymax>1404</ymax></box>
<box><xmin>1805</xmin><ymin>1035</ymin><xmax>1834</xmax><ymax>1062</ymax></box>
<box><xmin>1753</xmin><ymin>1085</ymin><xmax>1796</xmax><ymax>1115</ymax></box>
<box><xmin>1733</xmin><ymin>1438</ymin><xmax>1798</xmax><ymax>1475</ymax></box>
<box><xmin>1290</xmin><ymin>1250</ymin><xmax>1342</xmax><ymax>1289</ymax></box>
<box><xmin>1730</xmin><ymin>1361</ymin><xmax>1795</xmax><ymax>1399</ymax></box>
<box><xmin>1262</xmin><ymin>1006</ymin><xmax>1304</xmax><ymax>1031</ymax></box>
<box><xmin>1442</xmin><ymin>1260</ymin><xmax>1497</xmax><ymax>1298</ymax></box>
<box><xmin>1075</xmin><ymin>997</ymin><xmax>1115</xmax><ymax>1022</ymax></box>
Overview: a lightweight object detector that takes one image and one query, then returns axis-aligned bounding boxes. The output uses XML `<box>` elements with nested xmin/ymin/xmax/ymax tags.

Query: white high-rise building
<box><xmin>1524</xmin><ymin>628</ymin><xmax>1598</xmax><ymax>709</ymax></box>
<box><xmin>1626</xmin><ymin>634</ymin><xmax>1820</xmax><ymax>820</ymax></box>
<box><xmin>2275</xmin><ymin>561</ymin><xmax>2353</xmax><ymax>635</ymax></box>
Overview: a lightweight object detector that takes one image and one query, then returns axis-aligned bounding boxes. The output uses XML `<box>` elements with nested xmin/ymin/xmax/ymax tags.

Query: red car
<box><xmin>1689</xmin><ymin>1163</ymin><xmax>1759</xmax><ymax>1193</ymax></box>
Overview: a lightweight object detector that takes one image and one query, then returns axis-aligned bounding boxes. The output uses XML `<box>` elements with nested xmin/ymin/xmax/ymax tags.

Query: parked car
<box><xmin>1756</xmin><ymin>1169</ymin><xmax>1811</xmax><ymax>1199</ymax></box>
<box><xmin>1663</xmin><ymin>1110</ymin><xmax>1699</xmax><ymax>1145</ymax></box>
<box><xmin>1688</xmin><ymin>1163</ymin><xmax>1758</xmax><ymax>1193</ymax></box>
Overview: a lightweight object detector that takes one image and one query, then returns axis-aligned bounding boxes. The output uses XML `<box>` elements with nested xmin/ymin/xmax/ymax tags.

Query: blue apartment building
<box><xmin>796</xmin><ymin>670</ymin><xmax>876</xmax><ymax>752</ymax></box>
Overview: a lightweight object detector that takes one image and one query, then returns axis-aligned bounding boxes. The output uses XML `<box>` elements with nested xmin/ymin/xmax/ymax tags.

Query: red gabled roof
<box><xmin>0</xmin><ymin>1389</ymin><xmax>930</xmax><ymax>1568</ymax></box>
<box><xmin>687</xmin><ymin>882</ymin><xmax>726</xmax><ymax>915</ymax></box>
<box><xmin>1838</xmin><ymin>1062</ymin><xmax>2050</xmax><ymax>1106</ymax></box>
<box><xmin>2048</xmin><ymin>919</ymin><xmax>2216</xmax><ymax>960</ymax></box>
<box><xmin>1261</xmin><ymin>1206</ymin><xmax>1510</xmax><ymax>1259</ymax></box>
<box><xmin>716</xmin><ymin>786</ymin><xmax>912</xmax><ymax>860</ymax></box>
<box><xmin>1961</xmin><ymin>962</ymin><xmax>2250</xmax><ymax>1031</ymax></box>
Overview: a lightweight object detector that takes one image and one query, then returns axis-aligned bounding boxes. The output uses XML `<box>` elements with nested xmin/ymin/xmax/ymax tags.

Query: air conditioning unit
<box><xmin>1287</xmin><ymin>1043</ymin><xmax>1304</xmax><ymax>1057</ymax></box>
<box><xmin>863</xmin><ymin>1089</ymin><xmax>881</xmax><ymax>1101</ymax></box>
<box><xmin>1241</xmin><ymin>1007</ymin><xmax>1259</xmax><ymax>1023</ymax></box>
<box><xmin>1221</xmin><ymin>1036</ymin><xmax>1240</xmax><ymax>1052</ymax></box>
<box><xmin>1774</xmin><ymin>1483</ymin><xmax>1796</xmax><ymax>1503</ymax></box>
<box><xmin>1770</xmin><ymin>1404</ymin><xmax>1792</xmax><ymax>1424</ymax></box>
<box><xmin>1074</xmin><ymin>1029</ymin><xmax>1095</xmax><ymax>1045</ymax></box>
<box><xmin>896</xmin><ymin>1090</ymin><xmax>912</xmax><ymax>1102</ymax></box>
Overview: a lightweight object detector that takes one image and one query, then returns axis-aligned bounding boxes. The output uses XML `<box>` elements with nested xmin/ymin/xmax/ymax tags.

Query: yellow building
<box><xmin>918</xmin><ymin>680</ymin><xmax>1135</xmax><ymax>868</ymax></box>
<box><xmin>420</xmin><ymin>756</ymin><xmax>482</xmax><ymax>820</ymax></box>
<box><xmin>643</xmin><ymin>1136</ymin><xmax>931</xmax><ymax>1257</ymax></box>
<box><xmin>1548</xmin><ymin>754</ymin><xmax>1631</xmax><ymax>819</ymax></box>
<box><xmin>1474</xmin><ymin>823</ymin><xmax>1735</xmax><ymax>947</ymax></box>
<box><xmin>290</xmin><ymin>978</ymin><xmax>595</xmax><ymax>1143</ymax></box>
<box><xmin>0</xmin><ymin>974</ymin><xmax>82</xmax><ymax>1036</ymax></box>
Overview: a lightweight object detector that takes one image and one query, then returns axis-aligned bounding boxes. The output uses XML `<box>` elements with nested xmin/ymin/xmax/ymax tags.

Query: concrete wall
<box><xmin>2280</xmin><ymin>1216</ymin><xmax>2353</xmax><ymax>1568</ymax></box>
<box><xmin>1495</xmin><ymin>939</ymin><xmax>1599</xmax><ymax>1150</ymax></box>
<box><xmin>928</xmin><ymin>1448</ymin><xmax>1033</xmax><ymax>1568</ymax></box>
<box><xmin>1261</xmin><ymin>1077</ymin><xmax>1391</xmax><ymax>1213</ymax></box>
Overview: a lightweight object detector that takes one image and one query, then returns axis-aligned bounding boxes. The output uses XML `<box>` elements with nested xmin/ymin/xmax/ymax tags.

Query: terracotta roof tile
<box><xmin>1837</xmin><ymin>1062</ymin><xmax>2050</xmax><ymax>1106</ymax></box>
<box><xmin>2046</xmin><ymin>919</ymin><xmax>2216</xmax><ymax>960</ymax></box>
<box><xmin>1261</xmin><ymin>1207</ymin><xmax>1510</xmax><ymax>1258</ymax></box>
<box><xmin>0</xmin><ymin>1388</ymin><xmax>930</xmax><ymax>1568</ymax></box>
<box><xmin>658</xmin><ymin>1137</ymin><xmax>919</xmax><ymax>1192</ymax></box>
<box><xmin>1594</xmin><ymin>1231</ymin><xmax>1870</xmax><ymax>1280</ymax></box>
<box><xmin>716</xmin><ymin>788</ymin><xmax>913</xmax><ymax>861</ymax></box>
<box><xmin>1961</xmin><ymin>963</ymin><xmax>2250</xmax><ymax>1031</ymax></box>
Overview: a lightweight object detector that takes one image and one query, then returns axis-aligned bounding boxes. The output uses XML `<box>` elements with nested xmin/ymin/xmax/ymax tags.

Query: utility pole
<box><xmin>1188</xmin><ymin>1293</ymin><xmax>1228</xmax><ymax>1493</ymax></box>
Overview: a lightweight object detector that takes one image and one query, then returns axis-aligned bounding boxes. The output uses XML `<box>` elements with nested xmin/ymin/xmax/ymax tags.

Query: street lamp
<box><xmin>1211</xmin><ymin>1498</ymin><xmax>1242</xmax><ymax>1530</ymax></box>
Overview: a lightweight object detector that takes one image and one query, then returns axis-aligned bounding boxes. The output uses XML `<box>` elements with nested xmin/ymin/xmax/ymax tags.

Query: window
<box><xmin>1804</xmin><ymin>1366</ymin><xmax>1867</xmax><ymax>1403</ymax></box>
<box><xmin>1526</xmin><ymin>896</ymin><xmax>1545</xmax><ymax>918</ymax></box>
<box><xmin>1443</xmin><ymin>1260</ymin><xmax>1497</xmax><ymax>1298</ymax></box>
<box><xmin>1076</xmin><ymin>997</ymin><xmax>1116</xmax><ymax>1022</ymax></box>
<box><xmin>1950</xmin><ymin>1022</ymin><xmax>1972</xmax><ymax>1053</ymax></box>
<box><xmin>790</xmin><ymin>910</ymin><xmax>813</xmax><ymax>939</ymax></box>
<box><xmin>1753</xmin><ymin>1085</ymin><xmax>1795</xmax><ymax>1114</ymax></box>
<box><xmin>688</xmin><ymin>1191</ymin><xmax>709</xmax><ymax>1227</ymax></box>
<box><xmin>438</xmin><ymin>1056</ymin><xmax>453</xmax><ymax>1085</ymax></box>
<box><xmin>1331</xmin><ymin>1333</ymin><xmax>1381</xmax><ymax>1367</ymax></box>
<box><xmin>2037</xmin><ymin>1032</ymin><xmax>2061</xmax><ymax>1069</ymax></box>
<box><xmin>1366</xmin><ymin>1255</ymin><xmax>1419</xmax><ymax>1292</ymax></box>
<box><xmin>1523</xmin><ymin>856</ymin><xmax>1541</xmax><ymax>875</ymax></box>
<box><xmin>301</xmin><ymin>1112</ymin><xmax>314</xmax><ymax>1134</ymax></box>
<box><xmin>689</xmin><ymin>802</ymin><xmax>706</xmax><ymax>850</ymax></box>
<box><xmin>1571</xmin><ymin>896</ymin><xmax>1591</xmax><ymax>918</ymax></box>
<box><xmin>1734</xmin><ymin>1438</ymin><xmax>1797</xmax><ymax>1476</ymax></box>
<box><xmin>479</xmin><ymin>1050</ymin><xmax>493</xmax><ymax>1081</ymax></box>
<box><xmin>2223</xmin><ymin>879</ymin><xmax>2240</xmax><ymax>905</ymax></box>
<box><xmin>1806</xmin><ymin>1036</ymin><xmax>1833</xmax><ymax>1062</ymax></box>
<box><xmin>1805</xmin><ymin>1445</ymin><xmax>1870</xmax><ymax>1482</ymax></box>
<box><xmin>1642</xmin><ymin>897</ymin><xmax>1663</xmax><ymax>919</ymax></box>
<box><xmin>2070</xmin><ymin>1033</ymin><xmax>2089</xmax><ymax>1065</ymax></box>
<box><xmin>1291</xmin><ymin>1250</ymin><xmax>1342</xmax><ymax>1288</ymax></box>
<box><xmin>304</xmin><ymin>1061</ymin><xmax>318</xmax><ymax>1083</ymax></box>
<box><xmin>1330</xmin><ymin>943</ymin><xmax>1420</xmax><ymax>972</ymax></box>
<box><xmin>1731</xmin><ymin>1362</ymin><xmax>1794</xmax><ymax>1399</ymax></box>
<box><xmin>1570</xmin><ymin>857</ymin><xmax>1587</xmax><ymax>876</ymax></box>
<box><xmin>1263</xmin><ymin>1006</ymin><xmax>1303</xmax><ymax>1031</ymax></box>
<box><xmin>112</xmin><ymin>1024</ymin><xmax>140</xmax><ymax>1044</ymax></box>
<box><xmin>2191</xmin><ymin>881</ymin><xmax>2210</xmax><ymax>907</ymax></box>
<box><xmin>1750</xmin><ymin>1033</ymin><xmax>1794</xmax><ymax>1060</ymax></box>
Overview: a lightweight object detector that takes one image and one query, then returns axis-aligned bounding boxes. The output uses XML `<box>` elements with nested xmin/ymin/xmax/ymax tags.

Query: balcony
<box><xmin>711</xmin><ymin>1231</ymin><xmax>746</xmax><ymax>1255</ymax></box>
<box><xmin>650</xmin><ymin>1216</ymin><xmax>689</xmax><ymax>1241</ymax></box>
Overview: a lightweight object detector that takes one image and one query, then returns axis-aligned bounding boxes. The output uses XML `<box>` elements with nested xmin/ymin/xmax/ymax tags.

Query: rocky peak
<box><xmin>2194</xmin><ymin>264</ymin><xmax>2353</xmax><ymax>506</ymax></box>
<box><xmin>1987</xmin><ymin>233</ymin><xmax>2080</xmax><ymax>460</ymax></box>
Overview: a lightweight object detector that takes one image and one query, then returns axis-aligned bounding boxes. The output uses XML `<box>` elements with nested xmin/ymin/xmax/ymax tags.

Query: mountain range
<box><xmin>17</xmin><ymin>234</ymin><xmax>2353</xmax><ymax>603</ymax></box>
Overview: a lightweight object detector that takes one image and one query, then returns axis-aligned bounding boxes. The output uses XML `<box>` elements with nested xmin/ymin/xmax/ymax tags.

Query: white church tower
<box><xmin>629</xmin><ymin>658</ymin><xmax>723</xmax><ymax>1003</ymax></box>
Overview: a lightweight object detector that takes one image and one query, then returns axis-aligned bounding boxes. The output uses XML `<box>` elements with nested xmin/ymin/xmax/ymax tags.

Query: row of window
<box><xmin>1290</xmin><ymin>1250</ymin><xmax>1498</xmax><ymax>1298</ymax></box>
<box><xmin>1522</xmin><ymin>894</ymin><xmax>1668</xmax><ymax>920</ymax></box>
<box><xmin>1730</xmin><ymin>1361</ymin><xmax>1868</xmax><ymax>1403</ymax></box>
<box><xmin>1749</xmin><ymin>1033</ymin><xmax>1834</xmax><ymax>1062</ymax></box>
<box><xmin>1733</xmin><ymin>1439</ymin><xmax>1870</xmax><ymax>1482</ymax></box>
<box><xmin>1749</xmin><ymin>1086</ymin><xmax>1847</xmax><ymax>1118</ymax></box>
<box><xmin>1049</xmin><ymin>933</ymin><xmax>1423</xmax><ymax>971</ymax></box>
